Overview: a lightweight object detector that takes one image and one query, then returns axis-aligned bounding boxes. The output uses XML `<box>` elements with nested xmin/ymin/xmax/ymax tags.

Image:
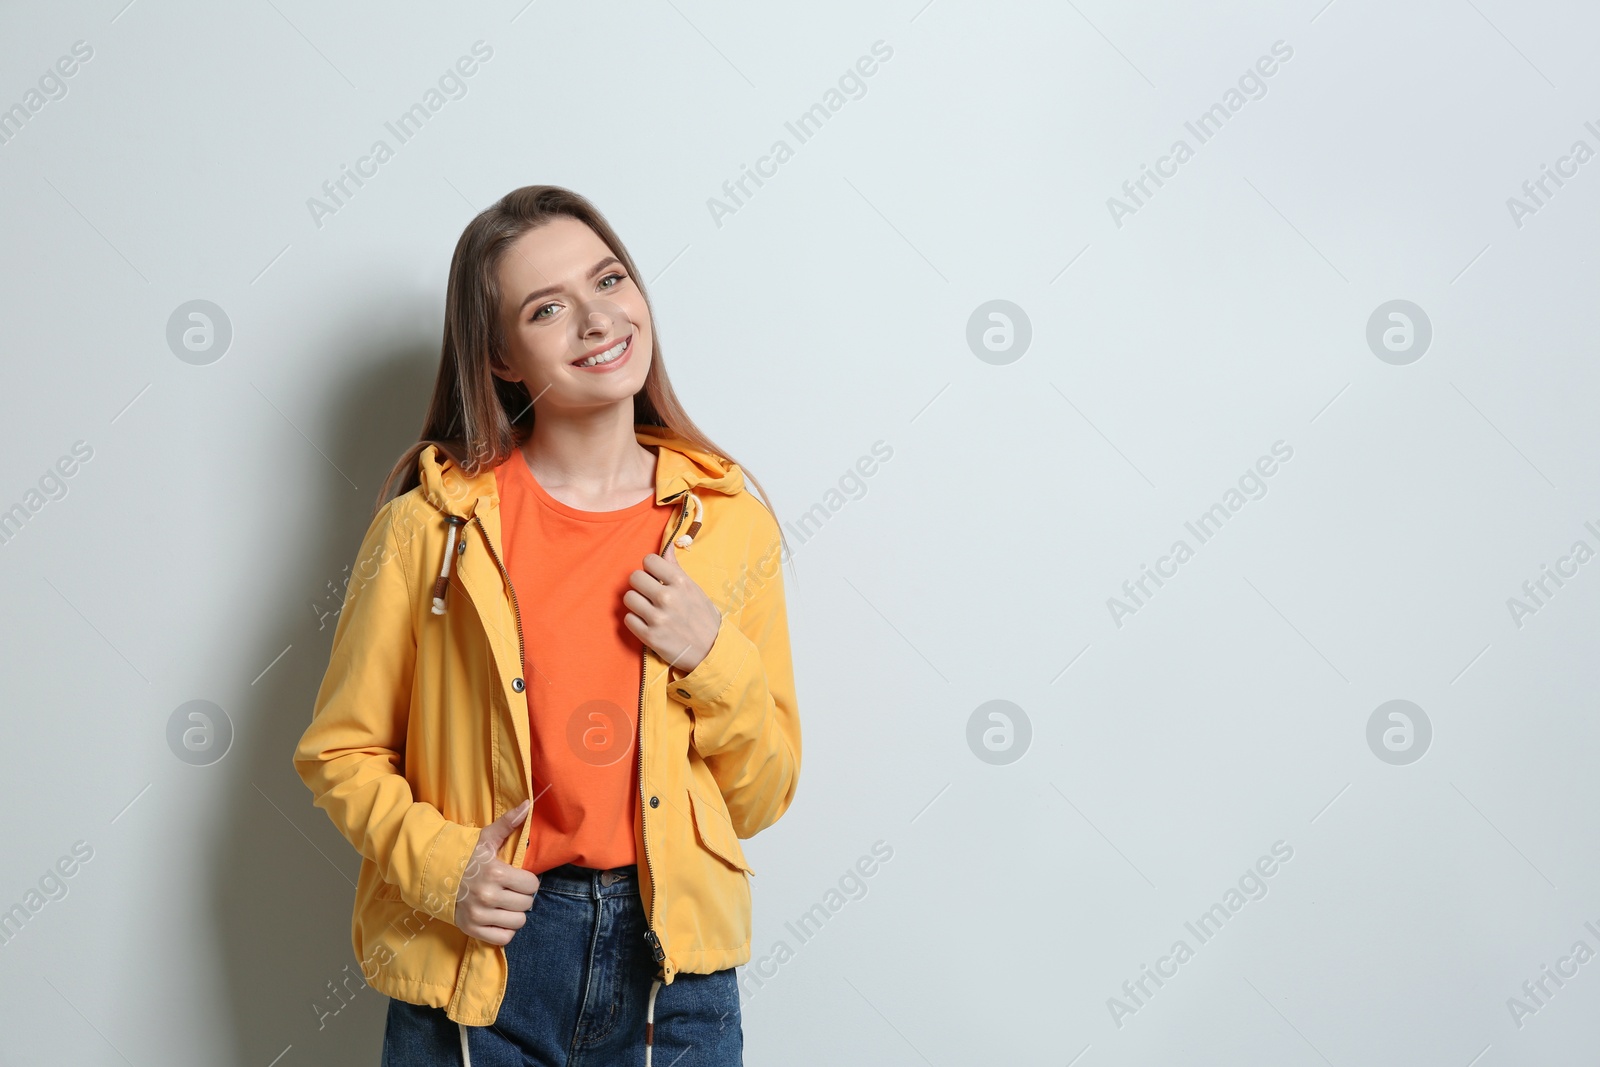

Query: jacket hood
<box><xmin>416</xmin><ymin>423</ymin><xmax>745</xmax><ymax>520</ymax></box>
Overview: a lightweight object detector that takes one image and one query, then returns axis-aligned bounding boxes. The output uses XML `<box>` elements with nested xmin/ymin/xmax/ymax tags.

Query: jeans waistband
<box><xmin>535</xmin><ymin>862</ymin><xmax>640</xmax><ymax>899</ymax></box>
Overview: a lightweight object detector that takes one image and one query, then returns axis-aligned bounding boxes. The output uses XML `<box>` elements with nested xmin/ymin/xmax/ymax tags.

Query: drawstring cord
<box><xmin>645</xmin><ymin>977</ymin><xmax>663</xmax><ymax>1064</ymax></box>
<box><xmin>431</xmin><ymin>515</ymin><xmax>467</xmax><ymax>615</ymax></box>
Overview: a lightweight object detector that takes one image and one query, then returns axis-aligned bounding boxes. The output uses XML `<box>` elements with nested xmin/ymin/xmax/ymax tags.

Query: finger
<box><xmin>464</xmin><ymin>868</ymin><xmax>535</xmax><ymax>911</ymax></box>
<box><xmin>622</xmin><ymin>589</ymin><xmax>657</xmax><ymax>621</ymax></box>
<box><xmin>629</xmin><ymin>566</ymin><xmax>667</xmax><ymax>598</ymax></box>
<box><xmin>495</xmin><ymin>798</ymin><xmax>532</xmax><ymax>831</ymax></box>
<box><xmin>500</xmin><ymin>868</ymin><xmax>541</xmax><ymax>897</ymax></box>
<box><xmin>469</xmin><ymin>908</ymin><xmax>528</xmax><ymax>941</ymax></box>
<box><xmin>482</xmin><ymin>884</ymin><xmax>536</xmax><ymax>913</ymax></box>
<box><xmin>482</xmin><ymin>904</ymin><xmax>531</xmax><ymax>930</ymax></box>
<box><xmin>622</xmin><ymin>611</ymin><xmax>648</xmax><ymax>642</ymax></box>
<box><xmin>640</xmin><ymin>551</ymin><xmax>679</xmax><ymax>582</ymax></box>
<box><xmin>482</xmin><ymin>799</ymin><xmax>531</xmax><ymax>851</ymax></box>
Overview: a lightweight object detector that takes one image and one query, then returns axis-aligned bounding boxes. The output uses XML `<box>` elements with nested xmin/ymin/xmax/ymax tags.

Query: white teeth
<box><xmin>576</xmin><ymin>339</ymin><xmax>627</xmax><ymax>368</ymax></box>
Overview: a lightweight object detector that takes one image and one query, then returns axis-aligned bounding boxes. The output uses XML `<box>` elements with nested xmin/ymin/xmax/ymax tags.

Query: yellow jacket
<box><xmin>292</xmin><ymin>424</ymin><xmax>801</xmax><ymax>1025</ymax></box>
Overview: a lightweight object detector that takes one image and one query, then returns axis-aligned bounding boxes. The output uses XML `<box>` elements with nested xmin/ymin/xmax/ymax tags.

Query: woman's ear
<box><xmin>487</xmin><ymin>345</ymin><xmax>522</xmax><ymax>384</ymax></box>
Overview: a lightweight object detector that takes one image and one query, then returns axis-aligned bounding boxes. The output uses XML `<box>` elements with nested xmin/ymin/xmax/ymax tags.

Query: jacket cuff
<box><xmin>415</xmin><ymin>819</ymin><xmax>481</xmax><ymax>925</ymax></box>
<box><xmin>668</xmin><ymin>610</ymin><xmax>753</xmax><ymax>712</ymax></box>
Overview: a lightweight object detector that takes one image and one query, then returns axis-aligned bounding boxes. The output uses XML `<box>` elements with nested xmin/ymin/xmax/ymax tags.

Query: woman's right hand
<box><xmin>453</xmin><ymin>799</ymin><xmax>540</xmax><ymax>944</ymax></box>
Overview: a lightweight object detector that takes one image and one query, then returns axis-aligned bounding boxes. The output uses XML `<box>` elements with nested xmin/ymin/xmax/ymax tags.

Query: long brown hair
<box><xmin>377</xmin><ymin>185</ymin><xmax>782</xmax><ymax>554</ymax></box>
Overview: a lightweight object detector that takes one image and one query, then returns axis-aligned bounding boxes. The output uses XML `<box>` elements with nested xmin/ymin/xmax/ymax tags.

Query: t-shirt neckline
<box><xmin>510</xmin><ymin>447</ymin><xmax>661</xmax><ymax>523</ymax></box>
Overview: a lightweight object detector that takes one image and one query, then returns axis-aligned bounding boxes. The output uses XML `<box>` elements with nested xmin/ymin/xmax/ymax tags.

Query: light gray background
<box><xmin>2</xmin><ymin>0</ymin><xmax>1596</xmax><ymax>1064</ymax></box>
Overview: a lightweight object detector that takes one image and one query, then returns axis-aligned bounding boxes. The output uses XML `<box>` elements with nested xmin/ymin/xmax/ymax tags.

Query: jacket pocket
<box><xmin>687</xmin><ymin>788</ymin><xmax>754</xmax><ymax>874</ymax></box>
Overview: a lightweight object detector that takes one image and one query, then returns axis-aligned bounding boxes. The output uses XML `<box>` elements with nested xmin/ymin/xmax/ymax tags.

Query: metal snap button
<box><xmin>512</xmin><ymin>678</ymin><xmax>525</xmax><ymax>692</ymax></box>
<box><xmin>675</xmin><ymin>688</ymin><xmax>690</xmax><ymax>698</ymax></box>
<box><xmin>649</xmin><ymin>796</ymin><xmax>659</xmax><ymax>808</ymax></box>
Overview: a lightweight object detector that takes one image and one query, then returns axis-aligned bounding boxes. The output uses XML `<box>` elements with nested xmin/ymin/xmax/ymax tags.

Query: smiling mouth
<box><xmin>573</xmin><ymin>336</ymin><xmax>631</xmax><ymax>368</ymax></box>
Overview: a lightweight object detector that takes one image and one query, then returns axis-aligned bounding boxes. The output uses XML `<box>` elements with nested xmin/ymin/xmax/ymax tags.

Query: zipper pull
<box><xmin>643</xmin><ymin>928</ymin><xmax>666</xmax><ymax>962</ymax></box>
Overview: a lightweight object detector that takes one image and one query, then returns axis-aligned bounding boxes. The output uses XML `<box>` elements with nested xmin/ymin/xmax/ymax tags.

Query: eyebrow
<box><xmin>516</xmin><ymin>256</ymin><xmax>623</xmax><ymax>313</ymax></box>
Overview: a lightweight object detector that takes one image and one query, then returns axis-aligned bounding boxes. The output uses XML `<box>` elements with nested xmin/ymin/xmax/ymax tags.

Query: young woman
<box><xmin>293</xmin><ymin>185</ymin><xmax>802</xmax><ymax>1066</ymax></box>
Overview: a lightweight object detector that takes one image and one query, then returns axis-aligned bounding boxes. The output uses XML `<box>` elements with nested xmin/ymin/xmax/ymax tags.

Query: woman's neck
<box><xmin>518</xmin><ymin>406</ymin><xmax>657</xmax><ymax>510</ymax></box>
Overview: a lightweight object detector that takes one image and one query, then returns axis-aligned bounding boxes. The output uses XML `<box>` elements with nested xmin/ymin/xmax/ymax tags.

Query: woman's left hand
<box><xmin>623</xmin><ymin>541</ymin><xmax>722</xmax><ymax>675</ymax></box>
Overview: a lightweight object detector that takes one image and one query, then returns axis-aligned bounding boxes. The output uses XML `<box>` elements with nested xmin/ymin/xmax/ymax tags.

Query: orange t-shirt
<box><xmin>493</xmin><ymin>449</ymin><xmax>674</xmax><ymax>874</ymax></box>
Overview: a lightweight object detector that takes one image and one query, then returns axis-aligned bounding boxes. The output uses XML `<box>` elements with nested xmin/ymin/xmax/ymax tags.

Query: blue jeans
<box><xmin>381</xmin><ymin>863</ymin><xmax>743</xmax><ymax>1066</ymax></box>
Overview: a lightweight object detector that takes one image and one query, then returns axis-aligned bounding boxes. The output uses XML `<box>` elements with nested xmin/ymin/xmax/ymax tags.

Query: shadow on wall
<box><xmin>211</xmin><ymin>328</ymin><xmax>441</xmax><ymax>1066</ymax></box>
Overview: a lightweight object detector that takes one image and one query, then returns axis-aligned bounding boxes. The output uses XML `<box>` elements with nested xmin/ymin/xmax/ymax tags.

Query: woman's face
<box><xmin>490</xmin><ymin>215</ymin><xmax>652</xmax><ymax>415</ymax></box>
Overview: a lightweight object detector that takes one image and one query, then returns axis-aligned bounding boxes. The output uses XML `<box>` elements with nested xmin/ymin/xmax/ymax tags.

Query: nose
<box><xmin>571</xmin><ymin>309</ymin><xmax>610</xmax><ymax>355</ymax></box>
<box><xmin>576</xmin><ymin>297</ymin><xmax>626</xmax><ymax>338</ymax></box>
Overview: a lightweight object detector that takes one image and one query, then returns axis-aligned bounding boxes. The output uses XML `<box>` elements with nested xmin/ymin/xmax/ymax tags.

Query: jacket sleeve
<box><xmin>292</xmin><ymin>498</ymin><xmax>480</xmax><ymax>927</ymax></box>
<box><xmin>668</xmin><ymin>510</ymin><xmax>801</xmax><ymax>839</ymax></box>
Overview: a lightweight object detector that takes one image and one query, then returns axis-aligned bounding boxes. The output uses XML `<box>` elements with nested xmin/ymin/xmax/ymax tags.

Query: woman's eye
<box><xmin>529</xmin><ymin>274</ymin><xmax>625</xmax><ymax>321</ymax></box>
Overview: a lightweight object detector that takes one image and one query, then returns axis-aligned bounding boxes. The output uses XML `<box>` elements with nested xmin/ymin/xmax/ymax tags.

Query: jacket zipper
<box><xmin>471</xmin><ymin>513</ymin><xmax>530</xmax><ymax>860</ymax></box>
<box><xmin>640</xmin><ymin>489</ymin><xmax>690</xmax><ymax>972</ymax></box>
